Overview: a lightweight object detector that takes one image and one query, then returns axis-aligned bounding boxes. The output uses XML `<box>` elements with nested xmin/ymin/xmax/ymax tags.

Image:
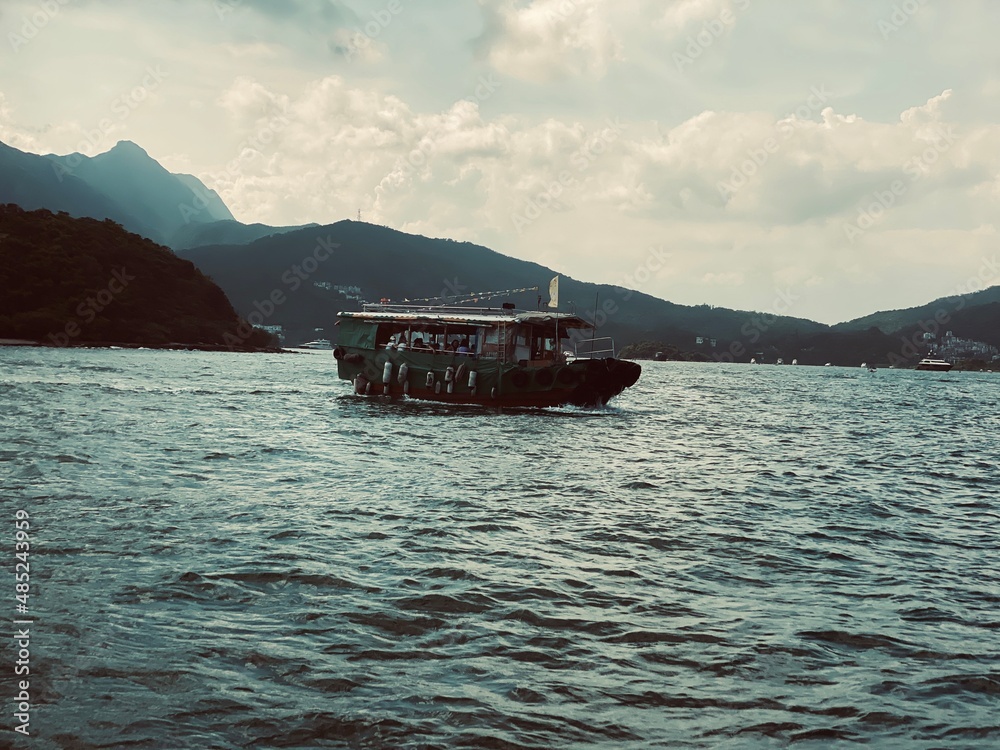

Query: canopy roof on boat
<box><xmin>339</xmin><ymin>308</ymin><xmax>594</xmax><ymax>330</ymax></box>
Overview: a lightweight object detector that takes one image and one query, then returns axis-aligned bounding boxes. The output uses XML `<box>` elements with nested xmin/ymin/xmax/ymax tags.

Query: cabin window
<box><xmin>377</xmin><ymin>321</ymin><xmax>481</xmax><ymax>357</ymax></box>
<box><xmin>376</xmin><ymin>325</ymin><xmax>394</xmax><ymax>347</ymax></box>
<box><xmin>514</xmin><ymin>328</ymin><xmax>531</xmax><ymax>363</ymax></box>
<box><xmin>480</xmin><ymin>327</ymin><xmax>500</xmax><ymax>358</ymax></box>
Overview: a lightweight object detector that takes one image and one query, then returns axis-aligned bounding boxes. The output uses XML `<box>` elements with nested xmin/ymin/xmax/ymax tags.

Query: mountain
<box><xmin>0</xmin><ymin>139</ymin><xmax>307</xmax><ymax>250</ymax></box>
<box><xmin>0</xmin><ymin>205</ymin><xmax>274</xmax><ymax>349</ymax></box>
<box><xmin>44</xmin><ymin>140</ymin><xmax>232</xmax><ymax>246</ymax></box>
<box><xmin>170</xmin><ymin>218</ymin><xmax>319</xmax><ymax>251</ymax></box>
<box><xmin>3</xmin><ymin>136</ymin><xmax>995</xmax><ymax>362</ymax></box>
<box><xmin>180</xmin><ymin>221</ymin><xmax>998</xmax><ymax>363</ymax></box>
<box><xmin>834</xmin><ymin>285</ymin><xmax>1000</xmax><ymax>338</ymax></box>
<box><xmin>0</xmin><ymin>140</ymin><xmax>143</xmax><ymax>234</ymax></box>
<box><xmin>173</xmin><ymin>172</ymin><xmax>235</xmax><ymax>221</ymax></box>
<box><xmin>928</xmin><ymin>302</ymin><xmax>1000</xmax><ymax>348</ymax></box>
<box><xmin>179</xmin><ymin>221</ymin><xmax>828</xmax><ymax>349</ymax></box>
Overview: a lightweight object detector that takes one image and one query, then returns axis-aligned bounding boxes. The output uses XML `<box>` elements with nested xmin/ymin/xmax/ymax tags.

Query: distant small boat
<box><xmin>915</xmin><ymin>358</ymin><xmax>953</xmax><ymax>372</ymax></box>
<box><xmin>750</xmin><ymin>358</ymin><xmax>758</xmax><ymax>365</ymax></box>
<box><xmin>776</xmin><ymin>358</ymin><xmax>784</xmax><ymax>365</ymax></box>
<box><xmin>791</xmin><ymin>359</ymin><xmax>798</xmax><ymax>365</ymax></box>
<box><xmin>296</xmin><ymin>339</ymin><xmax>333</xmax><ymax>350</ymax></box>
<box><xmin>824</xmin><ymin>363</ymin><xmax>832</xmax><ymax>367</ymax></box>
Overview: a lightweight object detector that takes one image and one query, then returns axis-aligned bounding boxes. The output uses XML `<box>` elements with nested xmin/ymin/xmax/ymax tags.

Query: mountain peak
<box><xmin>111</xmin><ymin>139</ymin><xmax>146</xmax><ymax>152</ymax></box>
<box><xmin>105</xmin><ymin>140</ymin><xmax>151</xmax><ymax>159</ymax></box>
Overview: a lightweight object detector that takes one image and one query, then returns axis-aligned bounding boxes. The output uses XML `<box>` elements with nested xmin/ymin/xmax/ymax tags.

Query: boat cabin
<box><xmin>337</xmin><ymin>306</ymin><xmax>595</xmax><ymax>366</ymax></box>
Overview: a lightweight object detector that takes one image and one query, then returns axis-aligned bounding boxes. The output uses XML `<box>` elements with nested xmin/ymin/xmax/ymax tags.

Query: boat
<box><xmin>791</xmin><ymin>359</ymin><xmax>798</xmax><ymax>365</ymax></box>
<box><xmin>296</xmin><ymin>338</ymin><xmax>333</xmax><ymax>350</ymax></box>
<box><xmin>915</xmin><ymin>358</ymin><xmax>953</xmax><ymax>372</ymax></box>
<box><xmin>333</xmin><ymin>304</ymin><xmax>641</xmax><ymax>407</ymax></box>
<box><xmin>776</xmin><ymin>358</ymin><xmax>784</xmax><ymax>365</ymax></box>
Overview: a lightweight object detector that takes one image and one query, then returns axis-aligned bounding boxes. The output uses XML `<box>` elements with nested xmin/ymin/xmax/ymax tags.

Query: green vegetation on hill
<box><xmin>834</xmin><ymin>286</ymin><xmax>1000</xmax><ymax>340</ymax></box>
<box><xmin>180</xmin><ymin>220</ymin><xmax>828</xmax><ymax>348</ymax></box>
<box><xmin>618</xmin><ymin>341</ymin><xmax>709</xmax><ymax>361</ymax></box>
<box><xmin>171</xmin><ymin>219</ymin><xmax>319</xmax><ymax>250</ymax></box>
<box><xmin>0</xmin><ymin>205</ymin><xmax>274</xmax><ymax>349</ymax></box>
<box><xmin>899</xmin><ymin>302</ymin><xmax>1000</xmax><ymax>349</ymax></box>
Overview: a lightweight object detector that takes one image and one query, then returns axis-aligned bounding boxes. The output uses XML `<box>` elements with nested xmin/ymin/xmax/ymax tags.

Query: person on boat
<box><xmin>458</xmin><ymin>338</ymin><xmax>471</xmax><ymax>354</ymax></box>
<box><xmin>450</xmin><ymin>339</ymin><xmax>460</xmax><ymax>352</ymax></box>
<box><xmin>412</xmin><ymin>337</ymin><xmax>425</xmax><ymax>350</ymax></box>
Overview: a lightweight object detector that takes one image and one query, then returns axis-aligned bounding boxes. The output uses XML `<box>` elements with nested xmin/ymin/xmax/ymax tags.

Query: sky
<box><xmin>3</xmin><ymin>0</ymin><xmax>1000</xmax><ymax>324</ymax></box>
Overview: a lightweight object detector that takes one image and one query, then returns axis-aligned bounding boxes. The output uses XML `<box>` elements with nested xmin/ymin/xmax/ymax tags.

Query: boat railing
<box><xmin>573</xmin><ymin>337</ymin><xmax>616</xmax><ymax>360</ymax></box>
<box><xmin>362</xmin><ymin>303</ymin><xmax>519</xmax><ymax>315</ymax></box>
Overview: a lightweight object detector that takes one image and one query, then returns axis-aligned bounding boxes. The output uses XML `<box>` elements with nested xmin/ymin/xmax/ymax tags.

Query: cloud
<box><xmin>0</xmin><ymin>93</ymin><xmax>38</xmax><ymax>152</ymax></box>
<box><xmin>3</xmin><ymin>0</ymin><xmax>1000</xmax><ymax>323</ymax></box>
<box><xmin>201</xmin><ymin>0</ymin><xmax>353</xmax><ymax>25</ymax></box>
<box><xmin>477</xmin><ymin>0</ymin><xmax>623</xmax><ymax>81</ymax></box>
<box><xmin>140</xmin><ymin>74</ymin><xmax>995</xmax><ymax>325</ymax></box>
<box><xmin>703</xmin><ymin>271</ymin><xmax>745</xmax><ymax>285</ymax></box>
<box><xmin>658</xmin><ymin>0</ymin><xmax>742</xmax><ymax>33</ymax></box>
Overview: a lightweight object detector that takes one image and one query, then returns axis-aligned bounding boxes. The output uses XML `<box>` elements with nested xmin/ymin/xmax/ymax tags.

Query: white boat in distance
<box><xmin>295</xmin><ymin>339</ymin><xmax>333</xmax><ymax>350</ymax></box>
<box><xmin>915</xmin><ymin>358</ymin><xmax>953</xmax><ymax>372</ymax></box>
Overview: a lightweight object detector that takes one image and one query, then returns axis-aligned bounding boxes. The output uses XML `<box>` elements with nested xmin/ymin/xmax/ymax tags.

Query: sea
<box><xmin>1</xmin><ymin>347</ymin><xmax>998</xmax><ymax>749</ymax></box>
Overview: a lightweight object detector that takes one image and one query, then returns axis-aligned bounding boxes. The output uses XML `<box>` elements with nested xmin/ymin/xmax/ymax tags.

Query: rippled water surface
<box><xmin>2</xmin><ymin>348</ymin><xmax>999</xmax><ymax>748</ymax></box>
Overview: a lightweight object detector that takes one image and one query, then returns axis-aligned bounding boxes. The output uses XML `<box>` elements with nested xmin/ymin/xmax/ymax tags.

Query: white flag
<box><xmin>548</xmin><ymin>276</ymin><xmax>559</xmax><ymax>308</ymax></box>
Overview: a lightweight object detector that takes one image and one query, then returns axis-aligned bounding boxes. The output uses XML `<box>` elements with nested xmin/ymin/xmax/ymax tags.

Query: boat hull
<box><xmin>335</xmin><ymin>348</ymin><xmax>641</xmax><ymax>407</ymax></box>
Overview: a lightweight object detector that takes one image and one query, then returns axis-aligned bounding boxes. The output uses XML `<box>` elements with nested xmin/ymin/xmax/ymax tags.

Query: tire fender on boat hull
<box><xmin>534</xmin><ymin>368</ymin><xmax>554</xmax><ymax>387</ymax></box>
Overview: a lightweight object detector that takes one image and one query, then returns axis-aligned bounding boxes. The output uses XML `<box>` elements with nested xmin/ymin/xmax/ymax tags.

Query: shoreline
<box><xmin>0</xmin><ymin>338</ymin><xmax>288</xmax><ymax>354</ymax></box>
